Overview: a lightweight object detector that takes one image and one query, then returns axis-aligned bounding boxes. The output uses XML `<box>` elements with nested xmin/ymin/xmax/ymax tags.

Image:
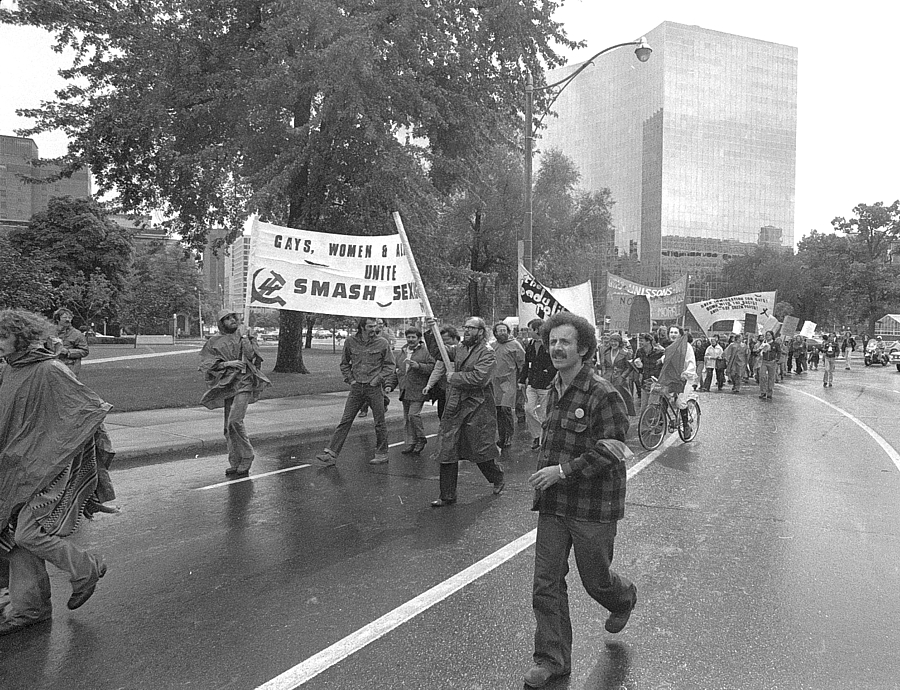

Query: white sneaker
<box><xmin>369</xmin><ymin>453</ymin><xmax>389</xmax><ymax>465</ymax></box>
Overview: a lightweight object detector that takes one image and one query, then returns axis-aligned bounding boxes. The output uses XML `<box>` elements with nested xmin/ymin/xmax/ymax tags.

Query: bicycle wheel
<box><xmin>638</xmin><ymin>403</ymin><xmax>666</xmax><ymax>450</ymax></box>
<box><xmin>677</xmin><ymin>399</ymin><xmax>701</xmax><ymax>442</ymax></box>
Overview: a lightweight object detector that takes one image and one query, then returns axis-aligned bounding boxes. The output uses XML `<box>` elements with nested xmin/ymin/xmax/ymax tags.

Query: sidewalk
<box><xmin>107</xmin><ymin>390</ymin><xmax>436</xmax><ymax>463</ymax></box>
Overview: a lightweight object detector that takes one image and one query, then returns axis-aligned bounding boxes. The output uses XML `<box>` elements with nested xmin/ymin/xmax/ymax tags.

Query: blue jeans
<box><xmin>328</xmin><ymin>383</ymin><xmax>388</xmax><ymax>456</ymax></box>
<box><xmin>532</xmin><ymin>514</ymin><xmax>634</xmax><ymax>674</ymax></box>
<box><xmin>759</xmin><ymin>359</ymin><xmax>777</xmax><ymax>395</ymax></box>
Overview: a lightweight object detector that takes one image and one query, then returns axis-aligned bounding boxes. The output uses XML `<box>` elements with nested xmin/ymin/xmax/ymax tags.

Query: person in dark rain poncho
<box><xmin>199</xmin><ymin>309</ymin><xmax>271</xmax><ymax>478</ymax></box>
<box><xmin>0</xmin><ymin>309</ymin><xmax>111</xmax><ymax>636</ymax></box>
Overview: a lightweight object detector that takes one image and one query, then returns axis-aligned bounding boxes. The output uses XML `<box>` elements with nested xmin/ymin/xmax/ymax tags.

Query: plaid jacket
<box><xmin>532</xmin><ymin>363</ymin><xmax>631</xmax><ymax>522</ymax></box>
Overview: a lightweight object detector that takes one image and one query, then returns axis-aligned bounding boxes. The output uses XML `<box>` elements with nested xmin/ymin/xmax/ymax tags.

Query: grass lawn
<box><xmin>80</xmin><ymin>343</ymin><xmax>347</xmax><ymax>413</ymax></box>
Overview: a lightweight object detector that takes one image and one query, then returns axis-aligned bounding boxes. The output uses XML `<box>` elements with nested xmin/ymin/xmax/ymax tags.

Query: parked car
<box><xmin>887</xmin><ymin>342</ymin><xmax>900</xmax><ymax>372</ymax></box>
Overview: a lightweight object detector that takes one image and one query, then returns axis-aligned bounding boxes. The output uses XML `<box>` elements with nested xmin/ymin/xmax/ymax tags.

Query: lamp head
<box><xmin>634</xmin><ymin>37</ymin><xmax>652</xmax><ymax>63</ymax></box>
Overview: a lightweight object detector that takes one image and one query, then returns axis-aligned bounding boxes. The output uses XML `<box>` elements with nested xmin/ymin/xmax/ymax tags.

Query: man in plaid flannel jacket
<box><xmin>524</xmin><ymin>312</ymin><xmax>637</xmax><ymax>689</ymax></box>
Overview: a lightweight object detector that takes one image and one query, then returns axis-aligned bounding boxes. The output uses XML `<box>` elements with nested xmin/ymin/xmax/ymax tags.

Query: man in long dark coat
<box><xmin>424</xmin><ymin>317</ymin><xmax>504</xmax><ymax>507</ymax></box>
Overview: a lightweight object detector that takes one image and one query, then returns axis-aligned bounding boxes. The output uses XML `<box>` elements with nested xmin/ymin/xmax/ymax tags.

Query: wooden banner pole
<box><xmin>391</xmin><ymin>211</ymin><xmax>452</xmax><ymax>372</ymax></box>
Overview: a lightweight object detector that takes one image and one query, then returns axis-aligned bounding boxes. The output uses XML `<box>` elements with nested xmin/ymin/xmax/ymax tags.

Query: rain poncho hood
<box><xmin>0</xmin><ymin>347</ymin><xmax>111</xmax><ymax>532</ymax></box>
<box><xmin>659</xmin><ymin>334</ymin><xmax>689</xmax><ymax>392</ymax></box>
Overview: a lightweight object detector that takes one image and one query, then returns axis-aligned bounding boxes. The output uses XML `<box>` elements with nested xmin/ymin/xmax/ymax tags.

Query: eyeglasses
<box><xmin>463</xmin><ymin>325</ymin><xmax>480</xmax><ymax>331</ymax></box>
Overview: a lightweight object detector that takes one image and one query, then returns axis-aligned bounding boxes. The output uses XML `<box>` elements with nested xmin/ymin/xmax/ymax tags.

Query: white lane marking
<box><xmin>82</xmin><ymin>349</ymin><xmax>201</xmax><ymax>365</ymax></box>
<box><xmin>789</xmin><ymin>389</ymin><xmax>900</xmax><ymax>472</ymax></box>
<box><xmin>388</xmin><ymin>433</ymin><xmax>437</xmax><ymax>449</ymax></box>
<box><xmin>256</xmin><ymin>433</ymin><xmax>680</xmax><ymax>690</ymax></box>
<box><xmin>194</xmin><ymin>464</ymin><xmax>311</xmax><ymax>491</ymax></box>
<box><xmin>195</xmin><ymin>434</ymin><xmax>440</xmax><ymax>490</ymax></box>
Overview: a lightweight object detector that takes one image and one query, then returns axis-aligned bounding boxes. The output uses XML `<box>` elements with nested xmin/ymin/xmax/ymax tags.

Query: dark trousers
<box><xmin>532</xmin><ymin>514</ymin><xmax>634</xmax><ymax>674</ymax></box>
<box><xmin>496</xmin><ymin>406</ymin><xmax>515</xmax><ymax>445</ymax></box>
<box><xmin>439</xmin><ymin>460</ymin><xmax>504</xmax><ymax>501</ymax></box>
<box><xmin>702</xmin><ymin>367</ymin><xmax>725</xmax><ymax>390</ymax></box>
<box><xmin>328</xmin><ymin>383</ymin><xmax>388</xmax><ymax>455</ymax></box>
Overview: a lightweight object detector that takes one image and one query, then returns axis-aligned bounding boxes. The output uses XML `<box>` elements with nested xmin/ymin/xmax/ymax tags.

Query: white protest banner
<box><xmin>686</xmin><ymin>291</ymin><xmax>777</xmax><ymax>335</ymax></box>
<box><xmin>732</xmin><ymin>320</ymin><xmax>743</xmax><ymax>334</ymax></box>
<box><xmin>606</xmin><ymin>273</ymin><xmax>687</xmax><ymax>331</ymax></box>
<box><xmin>518</xmin><ymin>264</ymin><xmax>594</xmax><ymax>326</ymax></box>
<box><xmin>799</xmin><ymin>320</ymin><xmax>817</xmax><ymax>338</ymax></box>
<box><xmin>246</xmin><ymin>217</ymin><xmax>426</xmax><ymax>318</ymax></box>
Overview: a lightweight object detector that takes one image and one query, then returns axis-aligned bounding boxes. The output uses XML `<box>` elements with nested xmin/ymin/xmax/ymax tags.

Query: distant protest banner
<box><xmin>246</xmin><ymin>217</ymin><xmax>426</xmax><ymax>318</ymax></box>
<box><xmin>799</xmin><ymin>320</ymin><xmax>817</xmax><ymax>338</ymax></box>
<box><xmin>518</xmin><ymin>265</ymin><xmax>595</xmax><ymax>326</ymax></box>
<box><xmin>744</xmin><ymin>313</ymin><xmax>758</xmax><ymax>335</ymax></box>
<box><xmin>686</xmin><ymin>291</ymin><xmax>776</xmax><ymax>335</ymax></box>
<box><xmin>606</xmin><ymin>273</ymin><xmax>688</xmax><ymax>332</ymax></box>
<box><xmin>781</xmin><ymin>315</ymin><xmax>800</xmax><ymax>338</ymax></box>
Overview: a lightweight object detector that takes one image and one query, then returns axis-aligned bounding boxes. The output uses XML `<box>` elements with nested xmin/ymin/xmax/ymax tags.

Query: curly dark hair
<box><xmin>0</xmin><ymin>309</ymin><xmax>54</xmax><ymax>353</ymax></box>
<box><xmin>541</xmin><ymin>312</ymin><xmax>597</xmax><ymax>363</ymax></box>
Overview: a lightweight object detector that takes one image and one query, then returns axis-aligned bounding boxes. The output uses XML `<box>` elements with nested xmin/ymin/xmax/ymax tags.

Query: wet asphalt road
<box><xmin>2</xmin><ymin>364</ymin><xmax>900</xmax><ymax>690</ymax></box>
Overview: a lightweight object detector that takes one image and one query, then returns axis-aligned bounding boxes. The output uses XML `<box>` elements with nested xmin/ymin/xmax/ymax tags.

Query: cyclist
<box><xmin>656</xmin><ymin>325</ymin><xmax>697</xmax><ymax>434</ymax></box>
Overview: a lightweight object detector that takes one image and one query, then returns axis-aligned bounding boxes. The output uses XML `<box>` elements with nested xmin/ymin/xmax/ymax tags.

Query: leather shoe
<box><xmin>412</xmin><ymin>440</ymin><xmax>427</xmax><ymax>454</ymax></box>
<box><xmin>523</xmin><ymin>664</ymin><xmax>567</xmax><ymax>688</ymax></box>
<box><xmin>0</xmin><ymin>613</ymin><xmax>52</xmax><ymax>636</ymax></box>
<box><xmin>430</xmin><ymin>498</ymin><xmax>456</xmax><ymax>508</ymax></box>
<box><xmin>225</xmin><ymin>467</ymin><xmax>238</xmax><ymax>476</ymax></box>
<box><xmin>604</xmin><ymin>583</ymin><xmax>637</xmax><ymax>633</ymax></box>
<box><xmin>68</xmin><ymin>561</ymin><xmax>107</xmax><ymax>610</ymax></box>
<box><xmin>233</xmin><ymin>470</ymin><xmax>250</xmax><ymax>478</ymax></box>
<box><xmin>400</xmin><ymin>445</ymin><xmax>417</xmax><ymax>455</ymax></box>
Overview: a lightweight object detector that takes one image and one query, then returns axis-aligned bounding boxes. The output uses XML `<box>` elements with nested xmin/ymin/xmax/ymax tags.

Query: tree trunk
<box><xmin>274</xmin><ymin>310</ymin><xmax>310</xmax><ymax>373</ymax></box>
<box><xmin>304</xmin><ymin>314</ymin><xmax>315</xmax><ymax>349</ymax></box>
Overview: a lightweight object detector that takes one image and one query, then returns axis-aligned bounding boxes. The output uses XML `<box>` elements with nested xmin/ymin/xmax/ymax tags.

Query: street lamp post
<box><xmin>522</xmin><ymin>37</ymin><xmax>652</xmax><ymax>274</ymax></box>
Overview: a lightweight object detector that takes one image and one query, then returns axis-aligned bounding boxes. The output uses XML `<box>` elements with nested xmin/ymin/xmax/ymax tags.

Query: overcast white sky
<box><xmin>1</xmin><ymin>0</ymin><xmax>898</xmax><ymax>241</ymax></box>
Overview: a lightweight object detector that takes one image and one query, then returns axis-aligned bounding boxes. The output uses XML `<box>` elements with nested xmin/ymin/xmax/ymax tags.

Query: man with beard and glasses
<box><xmin>423</xmin><ymin>316</ymin><xmax>504</xmax><ymax>506</ymax></box>
<box><xmin>524</xmin><ymin>313</ymin><xmax>635</xmax><ymax>688</ymax></box>
<box><xmin>491</xmin><ymin>321</ymin><xmax>525</xmax><ymax>449</ymax></box>
<box><xmin>199</xmin><ymin>310</ymin><xmax>271</xmax><ymax>478</ymax></box>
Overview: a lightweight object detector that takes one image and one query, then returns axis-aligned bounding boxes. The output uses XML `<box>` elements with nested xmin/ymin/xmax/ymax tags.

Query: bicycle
<box><xmin>637</xmin><ymin>378</ymin><xmax>701</xmax><ymax>450</ymax></box>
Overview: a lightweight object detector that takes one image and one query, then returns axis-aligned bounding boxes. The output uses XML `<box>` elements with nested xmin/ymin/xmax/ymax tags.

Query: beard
<box><xmin>495</xmin><ymin>333</ymin><xmax>509</xmax><ymax>344</ymax></box>
<box><xmin>463</xmin><ymin>333</ymin><xmax>479</xmax><ymax>348</ymax></box>
<box><xmin>221</xmin><ymin>322</ymin><xmax>238</xmax><ymax>334</ymax></box>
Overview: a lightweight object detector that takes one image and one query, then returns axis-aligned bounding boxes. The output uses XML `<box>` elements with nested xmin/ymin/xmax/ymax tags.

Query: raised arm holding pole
<box><xmin>391</xmin><ymin>211</ymin><xmax>452</xmax><ymax>372</ymax></box>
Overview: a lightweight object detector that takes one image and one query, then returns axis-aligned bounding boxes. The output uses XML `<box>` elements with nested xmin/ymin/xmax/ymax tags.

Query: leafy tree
<box><xmin>9</xmin><ymin>196</ymin><xmax>133</xmax><ymax>319</ymax></box>
<box><xmin>55</xmin><ymin>270</ymin><xmax>114</xmax><ymax>329</ymax></box>
<box><xmin>120</xmin><ymin>242</ymin><xmax>201</xmax><ymax>335</ymax></box>
<box><xmin>831</xmin><ymin>201</ymin><xmax>900</xmax><ymax>334</ymax></box>
<box><xmin>532</xmin><ymin>148</ymin><xmax>613</xmax><ymax>288</ymax></box>
<box><xmin>0</xmin><ymin>237</ymin><xmax>57</xmax><ymax>312</ymax></box>
<box><xmin>435</xmin><ymin>144</ymin><xmax>521</xmax><ymax>318</ymax></box>
<box><xmin>3</xmin><ymin>0</ymin><xmax>575</xmax><ymax>371</ymax></box>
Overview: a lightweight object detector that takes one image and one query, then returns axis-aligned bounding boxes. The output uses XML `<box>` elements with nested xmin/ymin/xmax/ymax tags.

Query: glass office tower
<box><xmin>540</xmin><ymin>22</ymin><xmax>797</xmax><ymax>303</ymax></box>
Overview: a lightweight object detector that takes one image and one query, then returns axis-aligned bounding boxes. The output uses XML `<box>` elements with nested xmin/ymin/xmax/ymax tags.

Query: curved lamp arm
<box><xmin>533</xmin><ymin>37</ymin><xmax>652</xmax><ymax>127</ymax></box>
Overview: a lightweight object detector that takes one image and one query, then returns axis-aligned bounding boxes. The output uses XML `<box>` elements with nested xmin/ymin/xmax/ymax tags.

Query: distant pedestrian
<box><xmin>758</xmin><ymin>330</ymin><xmax>780</xmax><ymax>399</ymax></box>
<box><xmin>598</xmin><ymin>333</ymin><xmax>636</xmax><ymax>415</ymax></box>
<box><xmin>842</xmin><ymin>331</ymin><xmax>854</xmax><ymax>370</ymax></box>
<box><xmin>701</xmin><ymin>335</ymin><xmax>725</xmax><ymax>391</ymax></box>
<box><xmin>524</xmin><ymin>312</ymin><xmax>636</xmax><ymax>689</ymax></box>
<box><xmin>199</xmin><ymin>310</ymin><xmax>271</xmax><ymax>477</ymax></box>
<box><xmin>50</xmin><ymin>308</ymin><xmax>89</xmax><ymax>376</ymax></box>
<box><xmin>315</xmin><ymin>317</ymin><xmax>395</xmax><ymax>467</ymax></box>
<box><xmin>428</xmin><ymin>325</ymin><xmax>460</xmax><ymax>419</ymax></box>
<box><xmin>519</xmin><ymin>318</ymin><xmax>556</xmax><ymax>451</ymax></box>
<box><xmin>724</xmin><ymin>333</ymin><xmax>749</xmax><ymax>393</ymax></box>
<box><xmin>491</xmin><ymin>322</ymin><xmax>525</xmax><ymax>448</ymax></box>
<box><xmin>385</xmin><ymin>326</ymin><xmax>434</xmax><ymax>455</ymax></box>
<box><xmin>423</xmin><ymin>316</ymin><xmax>504</xmax><ymax>507</ymax></box>
<box><xmin>820</xmin><ymin>333</ymin><xmax>839</xmax><ymax>387</ymax></box>
<box><xmin>633</xmin><ymin>332</ymin><xmax>664</xmax><ymax>417</ymax></box>
<box><xmin>0</xmin><ymin>309</ymin><xmax>110</xmax><ymax>636</ymax></box>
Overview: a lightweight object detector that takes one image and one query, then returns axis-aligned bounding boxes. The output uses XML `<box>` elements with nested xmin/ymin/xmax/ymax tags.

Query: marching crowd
<box><xmin>0</xmin><ymin>304</ymin><xmax>874</xmax><ymax>687</ymax></box>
